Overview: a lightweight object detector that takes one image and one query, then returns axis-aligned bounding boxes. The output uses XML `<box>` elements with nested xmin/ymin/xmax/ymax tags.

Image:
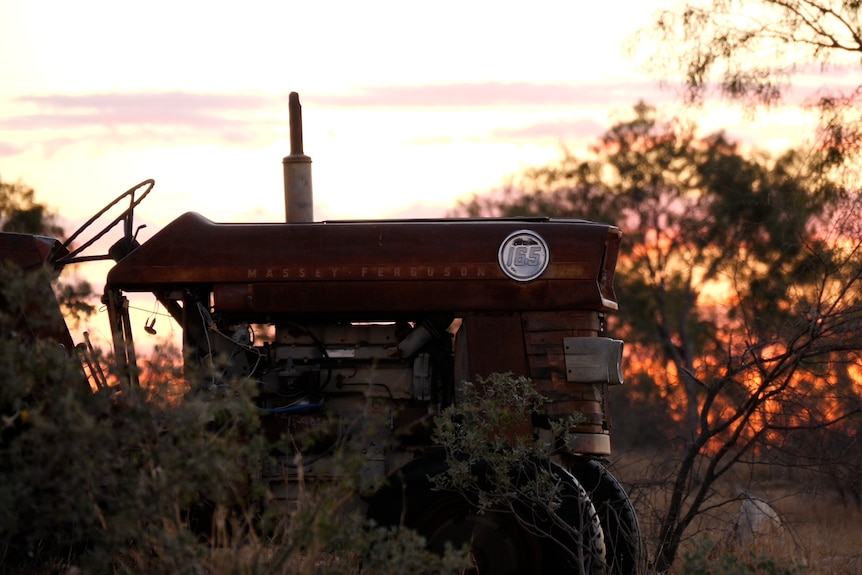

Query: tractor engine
<box><xmin>211</xmin><ymin>315</ymin><xmax>457</xmax><ymax>495</ymax></box>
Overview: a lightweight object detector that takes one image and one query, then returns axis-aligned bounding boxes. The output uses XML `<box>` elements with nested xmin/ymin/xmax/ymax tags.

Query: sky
<box><xmin>0</xmin><ymin>0</ymin><xmax>830</xmax><ymax>349</ymax></box>
<box><xmin>0</xmin><ymin>0</ymin><xmax>820</xmax><ymax>227</ymax></box>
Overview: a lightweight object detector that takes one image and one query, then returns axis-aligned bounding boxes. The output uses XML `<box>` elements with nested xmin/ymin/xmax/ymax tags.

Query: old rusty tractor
<box><xmin>0</xmin><ymin>94</ymin><xmax>641</xmax><ymax>574</ymax></box>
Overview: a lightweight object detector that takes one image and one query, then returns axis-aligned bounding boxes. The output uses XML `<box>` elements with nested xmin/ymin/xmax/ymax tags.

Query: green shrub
<box><xmin>431</xmin><ymin>373</ymin><xmax>605</xmax><ymax>574</ymax></box>
<box><xmin>1</xmin><ymin>265</ymin><xmax>469</xmax><ymax>573</ymax></box>
<box><xmin>678</xmin><ymin>537</ymin><xmax>805</xmax><ymax>575</ymax></box>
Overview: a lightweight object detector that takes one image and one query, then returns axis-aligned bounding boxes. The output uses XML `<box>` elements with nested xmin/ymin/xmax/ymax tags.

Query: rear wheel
<box><xmin>415</xmin><ymin>491</ymin><xmax>544</xmax><ymax>574</ymax></box>
<box><xmin>368</xmin><ymin>455</ymin><xmax>607</xmax><ymax>574</ymax></box>
<box><xmin>569</xmin><ymin>458</ymin><xmax>643</xmax><ymax>575</ymax></box>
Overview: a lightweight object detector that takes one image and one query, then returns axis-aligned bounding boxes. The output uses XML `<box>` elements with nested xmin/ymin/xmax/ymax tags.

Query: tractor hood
<box><xmin>106</xmin><ymin>212</ymin><xmax>621</xmax><ymax>316</ymax></box>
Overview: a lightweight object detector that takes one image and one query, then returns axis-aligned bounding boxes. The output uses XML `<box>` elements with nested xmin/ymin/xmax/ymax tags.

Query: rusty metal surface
<box><xmin>0</xmin><ymin>232</ymin><xmax>77</xmax><ymax>359</ymax></box>
<box><xmin>0</xmin><ymin>232</ymin><xmax>65</xmax><ymax>269</ymax></box>
<box><xmin>107</xmin><ymin>212</ymin><xmax>621</xmax><ymax>315</ymax></box>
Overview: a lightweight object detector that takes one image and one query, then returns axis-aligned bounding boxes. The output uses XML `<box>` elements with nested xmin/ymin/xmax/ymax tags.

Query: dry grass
<box><xmin>786</xmin><ymin>496</ymin><xmax>862</xmax><ymax>575</ymax></box>
<box><xmin>608</xmin><ymin>449</ymin><xmax>862</xmax><ymax>574</ymax></box>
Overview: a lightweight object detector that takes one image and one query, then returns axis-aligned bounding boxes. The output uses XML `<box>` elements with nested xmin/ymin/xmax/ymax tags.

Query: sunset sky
<box><xmin>0</xmin><ymin>1</ymin><xmax>823</xmax><ymax>228</ymax></box>
<box><xmin>0</xmin><ymin>0</ymin><xmax>836</xmax><ymax>346</ymax></box>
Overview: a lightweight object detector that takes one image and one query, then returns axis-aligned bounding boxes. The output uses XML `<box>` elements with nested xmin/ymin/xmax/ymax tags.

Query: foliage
<box><xmin>0</xmin><ymin>269</ymin><xmax>255</xmax><ymax>572</ymax></box>
<box><xmin>0</xmin><ymin>265</ymin><xmax>470</xmax><ymax>574</ymax></box>
<box><xmin>455</xmin><ymin>102</ymin><xmax>849</xmax><ymax>431</ymax></box>
<box><xmin>451</xmin><ymin>103</ymin><xmax>862</xmax><ymax>572</ymax></box>
<box><xmin>56</xmin><ymin>277</ymin><xmax>96</xmax><ymax>327</ymax></box>
<box><xmin>0</xmin><ymin>177</ymin><xmax>63</xmax><ymax>237</ymax></box>
<box><xmin>0</xmin><ymin>177</ymin><xmax>96</xmax><ymax>328</ymax></box>
<box><xmin>431</xmin><ymin>373</ymin><xmax>605</xmax><ymax>574</ymax></box>
<box><xmin>678</xmin><ymin>537</ymin><xmax>805</xmax><ymax>575</ymax></box>
<box><xmin>432</xmin><ymin>373</ymin><xmax>586</xmax><ymax>506</ymax></box>
<box><xmin>638</xmin><ymin>0</ymin><xmax>862</xmax><ymax>102</ymax></box>
<box><xmin>634</xmin><ymin>0</ymin><xmax>862</xmax><ymax>174</ymax></box>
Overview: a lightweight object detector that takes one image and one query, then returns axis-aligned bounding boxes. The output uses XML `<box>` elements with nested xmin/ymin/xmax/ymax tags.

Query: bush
<box><xmin>1</xmin><ymin>337</ymin><xmax>256</xmax><ymax>572</ymax></box>
<box><xmin>430</xmin><ymin>373</ymin><xmax>606</xmax><ymax>574</ymax></box>
<box><xmin>678</xmin><ymin>537</ymin><xmax>805</xmax><ymax>575</ymax></box>
<box><xmin>1</xmin><ymin>266</ymin><xmax>469</xmax><ymax>574</ymax></box>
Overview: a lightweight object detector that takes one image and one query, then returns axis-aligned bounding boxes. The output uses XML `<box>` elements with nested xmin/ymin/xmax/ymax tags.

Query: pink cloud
<box><xmin>3</xmin><ymin>92</ymin><xmax>283</xmax><ymax>131</ymax></box>
<box><xmin>411</xmin><ymin>117</ymin><xmax>607</xmax><ymax>146</ymax></box>
<box><xmin>0</xmin><ymin>83</ymin><xmax>676</xmax><ymax>156</ymax></box>
<box><xmin>489</xmin><ymin>117</ymin><xmax>606</xmax><ymax>141</ymax></box>
<box><xmin>310</xmin><ymin>81</ymin><xmax>670</xmax><ymax>108</ymax></box>
<box><xmin>0</xmin><ymin>92</ymin><xmax>285</xmax><ymax>155</ymax></box>
<box><xmin>1</xmin><ymin>83</ymin><xmax>665</xmax><ymax>132</ymax></box>
<box><xmin>2</xmin><ymin>77</ymin><xmax>855</xmax><ymax>138</ymax></box>
<box><xmin>0</xmin><ymin>142</ymin><xmax>23</xmax><ymax>157</ymax></box>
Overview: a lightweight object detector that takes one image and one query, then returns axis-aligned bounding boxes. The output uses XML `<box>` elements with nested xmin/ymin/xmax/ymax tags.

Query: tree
<box><xmin>0</xmin><ymin>177</ymin><xmax>94</xmax><ymax>327</ymax></box>
<box><xmin>452</xmin><ymin>103</ymin><xmax>862</xmax><ymax>572</ymax></box>
<box><xmin>634</xmin><ymin>4</ymin><xmax>862</xmax><ymax>563</ymax></box>
<box><xmin>457</xmin><ymin>103</ymin><xmax>843</xmax><ymax>435</ymax></box>
<box><xmin>635</xmin><ymin>0</ymin><xmax>862</xmax><ymax>172</ymax></box>
<box><xmin>0</xmin><ymin>177</ymin><xmax>64</xmax><ymax>237</ymax></box>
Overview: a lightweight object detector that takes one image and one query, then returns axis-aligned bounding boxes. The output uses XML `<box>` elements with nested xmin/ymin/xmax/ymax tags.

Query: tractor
<box><xmin>0</xmin><ymin>94</ymin><xmax>641</xmax><ymax>574</ymax></box>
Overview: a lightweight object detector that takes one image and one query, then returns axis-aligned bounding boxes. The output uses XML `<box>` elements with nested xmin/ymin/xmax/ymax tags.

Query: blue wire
<box><xmin>258</xmin><ymin>403</ymin><xmax>323</xmax><ymax>414</ymax></box>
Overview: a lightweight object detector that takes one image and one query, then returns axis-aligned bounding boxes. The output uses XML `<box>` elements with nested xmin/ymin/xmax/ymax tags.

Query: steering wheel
<box><xmin>52</xmin><ymin>179</ymin><xmax>155</xmax><ymax>265</ymax></box>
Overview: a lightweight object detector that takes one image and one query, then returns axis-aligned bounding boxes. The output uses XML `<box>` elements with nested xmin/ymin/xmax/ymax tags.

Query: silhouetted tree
<box><xmin>634</xmin><ymin>0</ymin><xmax>862</xmax><ymax>181</ymax></box>
<box><xmin>452</xmin><ymin>103</ymin><xmax>862</xmax><ymax>572</ymax></box>
<box><xmin>0</xmin><ymin>177</ymin><xmax>94</xmax><ymax>326</ymax></box>
<box><xmin>0</xmin><ymin>177</ymin><xmax>63</xmax><ymax>236</ymax></box>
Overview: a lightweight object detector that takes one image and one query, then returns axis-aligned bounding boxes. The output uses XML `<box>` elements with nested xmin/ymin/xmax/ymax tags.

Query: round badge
<box><xmin>497</xmin><ymin>230</ymin><xmax>550</xmax><ymax>282</ymax></box>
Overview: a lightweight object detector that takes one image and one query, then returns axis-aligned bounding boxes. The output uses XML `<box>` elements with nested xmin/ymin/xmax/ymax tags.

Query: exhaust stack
<box><xmin>283</xmin><ymin>92</ymin><xmax>313</xmax><ymax>222</ymax></box>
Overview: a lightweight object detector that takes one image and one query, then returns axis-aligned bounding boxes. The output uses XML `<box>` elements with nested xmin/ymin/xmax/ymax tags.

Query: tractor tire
<box><xmin>569</xmin><ymin>458</ymin><xmax>644</xmax><ymax>575</ymax></box>
<box><xmin>368</xmin><ymin>453</ymin><xmax>607</xmax><ymax>574</ymax></box>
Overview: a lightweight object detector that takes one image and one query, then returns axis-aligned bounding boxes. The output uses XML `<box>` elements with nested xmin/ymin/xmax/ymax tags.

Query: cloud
<box><xmin>1</xmin><ymin>82</ymin><xmax>667</xmax><ymax>132</ymax></box>
<box><xmin>310</xmin><ymin>81</ymin><xmax>669</xmax><ymax>108</ymax></box>
<box><xmin>0</xmin><ymin>83</ymin><xmax>673</xmax><ymax>156</ymax></box>
<box><xmin>0</xmin><ymin>141</ymin><xmax>23</xmax><ymax>157</ymax></box>
<box><xmin>412</xmin><ymin>116</ymin><xmax>608</xmax><ymax>147</ymax></box>
<box><xmin>0</xmin><ymin>91</ymin><xmax>292</xmax><ymax>158</ymax></box>
<box><xmin>489</xmin><ymin>117</ymin><xmax>607</xmax><ymax>142</ymax></box>
<box><xmin>1</xmin><ymin>92</ymin><xmax>285</xmax><ymax>140</ymax></box>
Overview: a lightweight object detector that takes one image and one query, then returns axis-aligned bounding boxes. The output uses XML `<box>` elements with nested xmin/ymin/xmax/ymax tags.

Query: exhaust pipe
<box><xmin>283</xmin><ymin>92</ymin><xmax>313</xmax><ymax>223</ymax></box>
